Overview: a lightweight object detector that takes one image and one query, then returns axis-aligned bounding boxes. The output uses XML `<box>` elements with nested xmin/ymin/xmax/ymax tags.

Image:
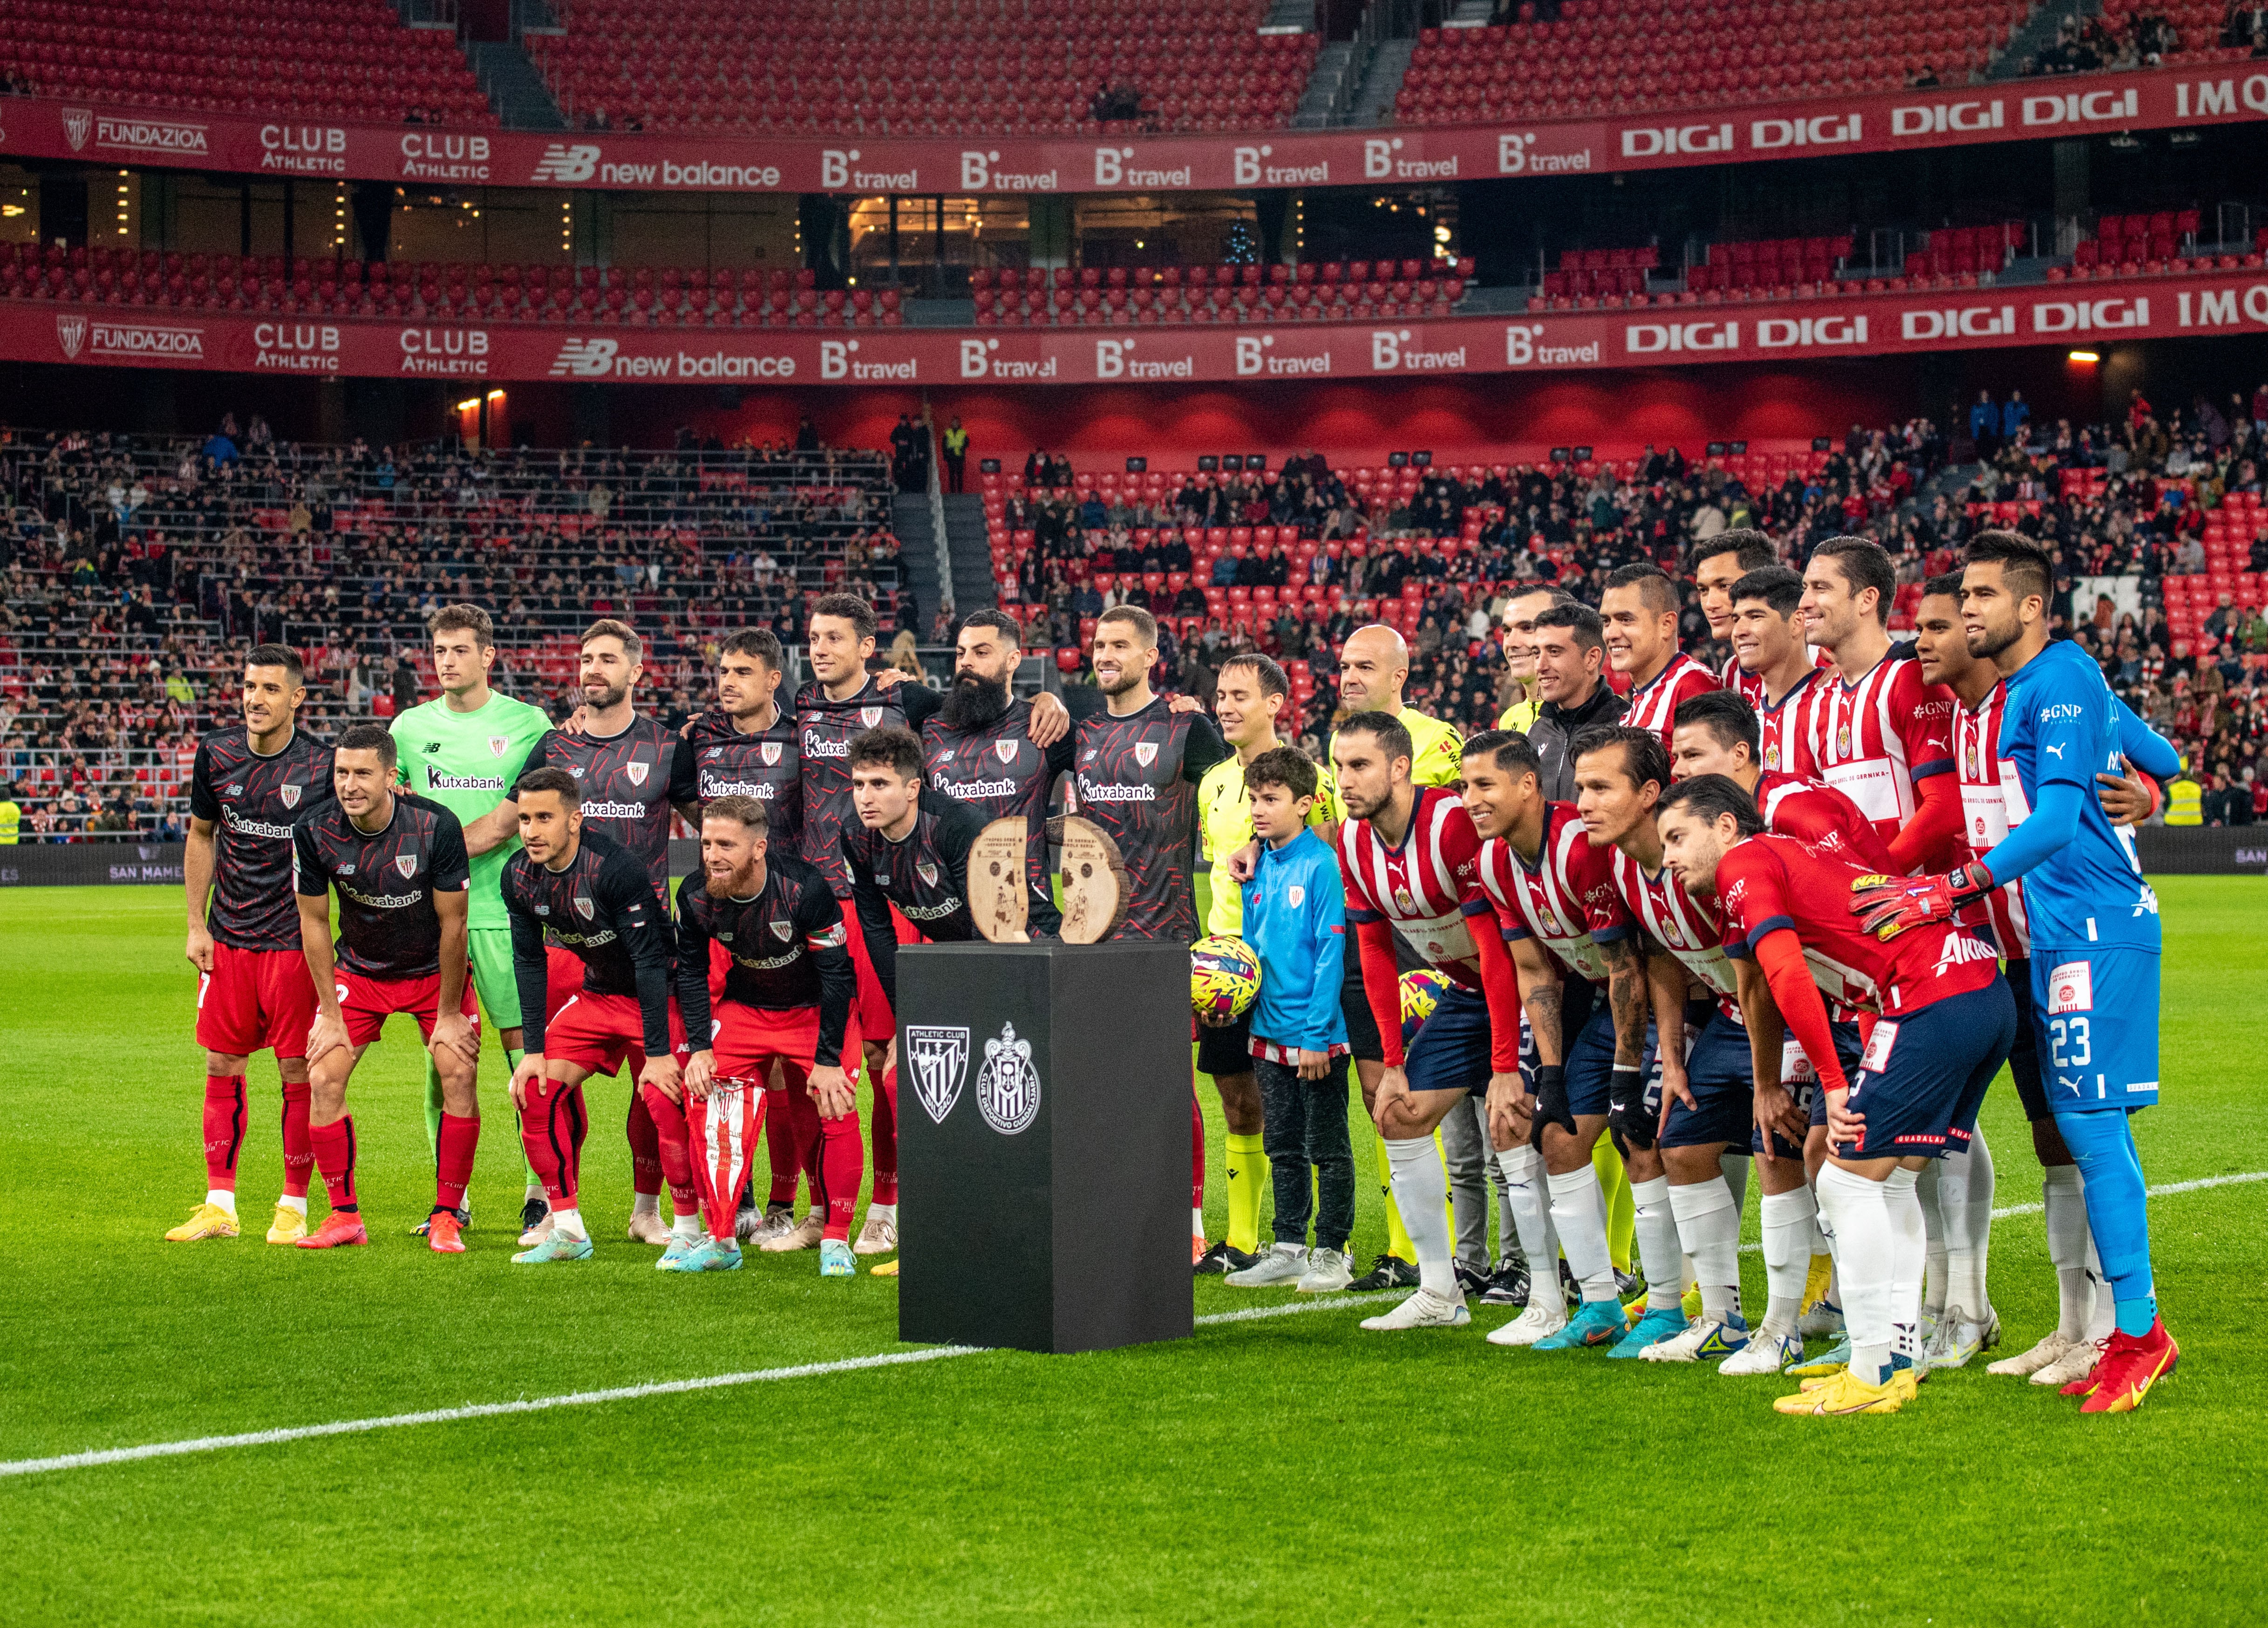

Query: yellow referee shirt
<box><xmin>1498</xmin><ymin>695</ymin><xmax>1541</xmax><ymax>735</ymax></box>
<box><xmin>1321</xmin><ymin>706</ymin><xmax>1463</xmax><ymax>824</ymax></box>
<box><xmin>1199</xmin><ymin>751</ymin><xmax>1339</xmax><ymax>937</ymax></box>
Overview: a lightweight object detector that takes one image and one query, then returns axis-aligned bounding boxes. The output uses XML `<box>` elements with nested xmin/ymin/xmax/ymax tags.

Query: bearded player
<box><xmin>391</xmin><ymin>604</ymin><xmax>554</xmax><ymax>1238</ymax></box>
<box><xmin>291</xmin><ymin>725</ymin><xmax>481</xmax><ymax>1252</ymax></box>
<box><xmin>169</xmin><ymin>645</ymin><xmax>334</xmax><ymax>1245</ymax></box>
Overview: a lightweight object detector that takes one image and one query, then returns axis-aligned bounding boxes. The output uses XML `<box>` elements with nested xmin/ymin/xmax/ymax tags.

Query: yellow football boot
<box><xmin>266</xmin><ymin>1205</ymin><xmax>309</xmax><ymax>1245</ymax></box>
<box><xmin>164</xmin><ymin>1202</ymin><xmax>239</xmax><ymax>1241</ymax></box>
<box><xmin>1774</xmin><ymin>1369</ymin><xmax>1902</xmax><ymax>1416</ymax></box>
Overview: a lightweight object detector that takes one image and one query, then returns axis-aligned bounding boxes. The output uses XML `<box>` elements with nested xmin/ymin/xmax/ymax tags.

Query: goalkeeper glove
<box><xmin>1527</xmin><ymin>1063</ymin><xmax>1574</xmax><ymax>1151</ymax></box>
<box><xmin>1849</xmin><ymin>861</ymin><xmax>1995</xmax><ymax>940</ymax></box>
<box><xmin>1607</xmin><ymin>1065</ymin><xmax>1656</xmax><ymax>1151</ymax></box>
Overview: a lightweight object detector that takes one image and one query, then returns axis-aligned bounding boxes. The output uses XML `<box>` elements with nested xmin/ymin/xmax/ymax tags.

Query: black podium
<box><xmin>896</xmin><ymin>940</ymin><xmax>1193</xmax><ymax>1355</ymax></box>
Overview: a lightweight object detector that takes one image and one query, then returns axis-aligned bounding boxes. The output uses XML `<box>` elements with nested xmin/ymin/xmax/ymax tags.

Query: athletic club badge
<box><xmin>761</xmin><ymin>742</ymin><xmax>783</xmax><ymax>766</ymax></box>
<box><xmin>574</xmin><ymin>894</ymin><xmax>594</xmax><ymax>921</ymax></box>
<box><xmin>770</xmin><ymin>919</ymin><xmax>794</xmax><ymax>941</ymax></box>
<box><xmin>1287</xmin><ymin>884</ymin><xmax>1305</xmax><ymax>907</ymax></box>
<box><xmin>995</xmin><ymin>739</ymin><xmax>1017</xmax><ymax>763</ymax></box>
<box><xmin>976</xmin><ymin>1021</ymin><xmax>1042</xmax><ymax>1136</ymax></box>
<box><xmin>1134</xmin><ymin>741</ymin><xmax>1159</xmax><ymax>769</ymax></box>
<box><xmin>861</xmin><ymin>706</ymin><xmax>884</xmax><ymax>728</ymax></box>
<box><xmin>916</xmin><ymin>861</ymin><xmax>940</xmax><ymax>887</ymax></box>
<box><xmin>906</xmin><ymin>1026</ymin><xmax>971</xmax><ymax>1124</ymax></box>
<box><xmin>626</xmin><ymin>761</ymin><xmax>650</xmax><ymax>786</ymax></box>
<box><xmin>490</xmin><ymin>736</ymin><xmax>509</xmax><ymax>756</ymax></box>
<box><xmin>395</xmin><ymin>855</ymin><xmax>417</xmax><ymax>878</ymax></box>
<box><xmin>279</xmin><ymin>783</ymin><xmax>302</xmax><ymax>808</ymax></box>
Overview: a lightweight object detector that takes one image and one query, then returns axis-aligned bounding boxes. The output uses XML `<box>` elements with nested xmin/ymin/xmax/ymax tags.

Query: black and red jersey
<box><xmin>292</xmin><ymin>791</ymin><xmax>470</xmax><ymax>980</ymax></box>
<box><xmin>923</xmin><ymin>697</ymin><xmax>1072</xmax><ymax>934</ymax></box>
<box><xmin>189</xmin><ymin>724</ymin><xmax>335</xmax><ymax>952</ymax></box>
<box><xmin>844</xmin><ymin>788</ymin><xmax>988</xmax><ymax>1017</ymax></box>
<box><xmin>686</xmin><ymin>706</ymin><xmax>804</xmax><ymax>858</ymax></box>
<box><xmin>674</xmin><ymin>851</ymin><xmax>856</xmax><ymax>1066</ymax></box>
<box><xmin>797</xmin><ymin>674</ymin><xmax>943</xmax><ymax>898</ymax></box>
<box><xmin>500</xmin><ymin>830</ymin><xmax>675</xmax><ymax>1057</ymax></box>
<box><xmin>1069</xmin><ymin>695</ymin><xmax>1228</xmax><ymax>944</ymax></box>
<box><xmin>516</xmin><ymin>716</ymin><xmax>694</xmax><ymax>906</ymax></box>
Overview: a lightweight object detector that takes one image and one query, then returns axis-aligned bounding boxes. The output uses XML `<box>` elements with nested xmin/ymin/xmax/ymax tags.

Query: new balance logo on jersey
<box><xmin>531</xmin><ymin>143</ymin><xmax>600</xmax><ymax>183</ymax></box>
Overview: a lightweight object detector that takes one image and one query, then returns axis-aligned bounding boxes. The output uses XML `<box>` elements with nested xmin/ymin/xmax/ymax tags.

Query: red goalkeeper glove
<box><xmin>1849</xmin><ymin>862</ymin><xmax>1995</xmax><ymax>940</ymax></box>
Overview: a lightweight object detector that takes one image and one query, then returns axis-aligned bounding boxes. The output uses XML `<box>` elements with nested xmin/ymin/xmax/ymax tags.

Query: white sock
<box><xmin>1884</xmin><ymin>1166</ymin><xmax>1925</xmax><ymax>1365</ymax></box>
<box><xmin>868</xmin><ymin>1201</ymin><xmax>897</xmax><ymax>1224</ymax></box>
<box><xmin>1494</xmin><ymin>1144</ymin><xmax>1557</xmax><ymax>1273</ymax></box>
<box><xmin>1759</xmin><ymin>1186</ymin><xmax>1817</xmax><ymax>1337</ymax></box>
<box><xmin>1816</xmin><ymin>1163</ymin><xmax>1894</xmax><ymax>1383</ymax></box>
<box><xmin>206</xmin><ymin>1189</ymin><xmax>237</xmax><ymax>1215</ymax></box>
<box><xmin>1547</xmin><ymin>1165</ymin><xmax>1617</xmax><ymax>1302</ymax></box>
<box><xmin>551</xmin><ymin>1206</ymin><xmax>587</xmax><ymax>1239</ymax></box>
<box><xmin>1917</xmin><ymin>1158</ymin><xmax>1949</xmax><ymax>1320</ymax></box>
<box><xmin>1719</xmin><ymin>1152</ymin><xmax>1751</xmax><ymax>1219</ymax></box>
<box><xmin>1629</xmin><ymin>1175</ymin><xmax>1684</xmax><ymax>1314</ymax></box>
<box><xmin>1669</xmin><ymin>1177</ymin><xmax>1743</xmax><ymax>1325</ymax></box>
<box><xmin>2043</xmin><ymin>1164</ymin><xmax>2091</xmax><ymax>1342</ymax></box>
<box><xmin>1485</xmin><ymin>1131</ymin><xmax>1520</xmax><ymax>1262</ymax></box>
<box><xmin>2082</xmin><ymin>1228</ymin><xmax>2116</xmax><ymax>1341</ymax></box>
<box><xmin>1192</xmin><ymin>1204</ymin><xmax>1205</xmax><ymax>1236</ymax></box>
<box><xmin>672</xmin><ymin>1212</ymin><xmax>702</xmax><ymax>1243</ymax></box>
<box><xmin>1385</xmin><ymin>1135</ymin><xmax>1456</xmax><ymax>1296</ymax></box>
<box><xmin>525</xmin><ymin>1180</ymin><xmax>545</xmax><ymax>1199</ymax></box>
<box><xmin>278</xmin><ymin>1193</ymin><xmax>308</xmax><ymax>1215</ymax></box>
<box><xmin>633</xmin><ymin>1192</ymin><xmax>661</xmax><ymax>1218</ymax></box>
<box><xmin>1948</xmin><ymin>1125</ymin><xmax>1994</xmax><ymax>1315</ymax></box>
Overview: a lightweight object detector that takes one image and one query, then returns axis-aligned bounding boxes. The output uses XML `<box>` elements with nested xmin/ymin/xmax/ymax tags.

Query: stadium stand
<box><xmin>0</xmin><ymin>0</ymin><xmax>494</xmax><ymax>125</ymax></box>
<box><xmin>0</xmin><ymin>432</ymin><xmax>911</xmax><ymax>838</ymax></box>
<box><xmin>970</xmin><ymin>258</ymin><xmax>1475</xmax><ymax>325</ymax></box>
<box><xmin>522</xmin><ymin>0</ymin><xmax>1318</xmax><ymax>136</ymax></box>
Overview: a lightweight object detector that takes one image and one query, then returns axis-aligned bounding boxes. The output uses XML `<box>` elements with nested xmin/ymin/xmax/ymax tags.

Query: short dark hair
<box><xmin>428</xmin><ymin>603</ymin><xmax>495</xmax><ymax>648</ymax></box>
<box><xmin>1731</xmin><ymin>565</ymin><xmax>1804</xmax><ymax>618</ymax></box>
<box><xmin>245</xmin><ymin>642</ymin><xmax>305</xmax><ymax>683</ymax></box>
<box><xmin>1244</xmin><ymin>745</ymin><xmax>1318</xmax><ymax>801</ymax></box>
<box><xmin>1658</xmin><ymin>773</ymin><xmax>1764</xmax><ymax>837</ymax></box>
<box><xmin>1694</xmin><ymin>528</ymin><xmax>1777</xmax><ymax>574</ymax></box>
<box><xmin>848</xmin><ymin>725</ymin><xmax>924</xmax><ymax>780</ymax></box>
<box><xmin>960</xmin><ymin>608</ymin><xmax>1022</xmax><ymax>648</ymax></box>
<box><xmin>1809</xmin><ymin>535</ymin><xmax>1896</xmax><ymax>626</ymax></box>
<box><xmin>514</xmin><ymin>765</ymin><xmax>581</xmax><ymax>807</ymax></box>
<box><xmin>1097</xmin><ymin>604</ymin><xmax>1157</xmax><ymax>647</ymax></box>
<box><xmin>1534</xmin><ymin>601</ymin><xmax>1605</xmax><ymax>654</ymax></box>
<box><xmin>720</xmin><ymin>627</ymin><xmax>786</xmax><ymax>669</ymax></box>
<box><xmin>1673</xmin><ymin>689</ymin><xmax>1759</xmax><ymax>758</ymax></box>
<box><xmin>1337</xmin><ymin>708</ymin><xmax>1415</xmax><ymax>769</ymax></box>
<box><xmin>1504</xmin><ymin>584</ymin><xmax>1574</xmax><ymax>615</ymax></box>
<box><xmin>581</xmin><ymin>617</ymin><xmax>643</xmax><ymax>664</ymax></box>
<box><xmin>810</xmin><ymin>592</ymin><xmax>878</xmax><ymax>642</ymax></box>
<box><xmin>1569</xmin><ymin>722</ymin><xmax>1670</xmax><ymax>791</ymax></box>
<box><xmin>703</xmin><ymin>793</ymin><xmax>770</xmax><ymax>835</ymax></box>
<box><xmin>1219</xmin><ymin>652</ymin><xmax>1288</xmax><ymax>701</ymax></box>
<box><xmin>1461</xmin><ymin>727</ymin><xmax>1542</xmax><ymax>780</ymax></box>
<box><xmin>1921</xmin><ymin>571</ymin><xmax>1967</xmax><ymax>600</ymax></box>
<box><xmin>1965</xmin><ymin>530</ymin><xmax>2054</xmax><ymax>605</ymax></box>
<box><xmin>336</xmin><ymin>722</ymin><xmax>397</xmax><ymax>769</ymax></box>
<box><xmin>1603</xmin><ymin>562</ymin><xmax>1679</xmax><ymax>616</ymax></box>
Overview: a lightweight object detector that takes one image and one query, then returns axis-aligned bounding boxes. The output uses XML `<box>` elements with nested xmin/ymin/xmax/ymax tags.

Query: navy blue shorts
<box><xmin>1403</xmin><ymin>983</ymin><xmax>1494</xmax><ymax>1097</ymax></box>
<box><xmin>1339</xmin><ymin>951</ymin><xmax>1385</xmax><ymax>1065</ymax></box>
<box><xmin>1804</xmin><ymin>1022</ymin><xmax>1867</xmax><ymax>1134</ymax></box>
<box><xmin>1560</xmin><ymin>974</ymin><xmax>1662</xmax><ymax>1117</ymax></box>
<box><xmin>2031</xmin><ymin>948</ymin><xmax>2160</xmax><ymax>1116</ymax></box>
<box><xmin>2004</xmin><ymin>958</ymin><xmax>2049</xmax><ymax>1123</ymax></box>
<box><xmin>1662</xmin><ymin>1004</ymin><xmax>1754</xmax><ymax>1151</ymax></box>
<box><xmin>1837</xmin><ymin>977</ymin><xmax>2016</xmax><ymax>1160</ymax></box>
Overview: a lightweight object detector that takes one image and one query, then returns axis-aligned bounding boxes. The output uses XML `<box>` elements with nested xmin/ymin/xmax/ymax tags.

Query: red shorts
<box><xmin>545</xmin><ymin>988</ymin><xmax>688</xmax><ymax>1078</ymax></box>
<box><xmin>543</xmin><ymin>944</ymin><xmax>584</xmax><ymax>1022</ymax></box>
<box><xmin>335</xmin><ymin>969</ymin><xmax>481</xmax><ymax>1050</ymax></box>
<box><xmin>197</xmin><ymin>942</ymin><xmax>320</xmax><ymax>1060</ymax></box>
<box><xmin>704</xmin><ymin>1000</ymin><xmax>860</xmax><ymax>1091</ymax></box>
<box><xmin>838</xmin><ymin>900</ymin><xmax>913</xmax><ymax>1052</ymax></box>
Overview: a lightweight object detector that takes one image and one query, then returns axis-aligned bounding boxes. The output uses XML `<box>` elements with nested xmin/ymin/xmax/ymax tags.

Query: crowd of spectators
<box><xmin>0</xmin><ymin>420</ymin><xmax>913</xmax><ymax>841</ymax></box>
<box><xmin>2024</xmin><ymin>8</ymin><xmax>2187</xmax><ymax>74</ymax></box>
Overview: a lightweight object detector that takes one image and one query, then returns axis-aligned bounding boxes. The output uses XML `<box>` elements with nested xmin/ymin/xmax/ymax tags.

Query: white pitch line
<box><xmin>10</xmin><ymin>1172</ymin><xmax>2263</xmax><ymax>1483</ymax></box>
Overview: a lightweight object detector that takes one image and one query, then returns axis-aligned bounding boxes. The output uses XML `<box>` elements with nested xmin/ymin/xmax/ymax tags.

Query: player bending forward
<box><xmin>674</xmin><ymin>797</ymin><xmax>863</xmax><ymax>1277</ymax></box>
<box><xmin>501</xmin><ymin>768</ymin><xmax>685</xmax><ymax>1266</ymax></box>
<box><xmin>290</xmin><ymin>725</ymin><xmax>482</xmax><ymax>1251</ymax></box>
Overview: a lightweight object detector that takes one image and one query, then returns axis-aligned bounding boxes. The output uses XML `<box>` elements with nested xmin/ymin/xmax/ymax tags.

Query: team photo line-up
<box><xmin>172</xmin><ymin>522</ymin><xmax>2180</xmax><ymax>1417</ymax></box>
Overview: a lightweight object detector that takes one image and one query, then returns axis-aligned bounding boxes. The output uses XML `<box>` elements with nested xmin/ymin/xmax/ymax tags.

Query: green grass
<box><xmin>3</xmin><ymin>879</ymin><xmax>2265</xmax><ymax>1627</ymax></box>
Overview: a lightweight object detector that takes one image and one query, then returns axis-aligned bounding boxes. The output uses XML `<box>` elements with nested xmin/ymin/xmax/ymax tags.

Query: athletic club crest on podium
<box><xmin>906</xmin><ymin>1025</ymin><xmax>971</xmax><ymax>1124</ymax></box>
<box><xmin>976</xmin><ymin>1021</ymin><xmax>1041</xmax><ymax>1135</ymax></box>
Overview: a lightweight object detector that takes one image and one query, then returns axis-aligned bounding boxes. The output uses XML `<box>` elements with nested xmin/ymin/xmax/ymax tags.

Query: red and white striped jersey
<box><xmin>1807</xmin><ymin>651</ymin><xmax>1955</xmax><ymax>846</ymax></box>
<box><xmin>1608</xmin><ymin>844</ymin><xmax>1739</xmax><ymax>1018</ymax></box>
<box><xmin>1755</xmin><ymin>665</ymin><xmax>1828</xmax><ymax>779</ymax></box>
<box><xmin>1621</xmin><ymin>652</ymin><xmax>1720</xmax><ymax>749</ymax></box>
<box><xmin>1953</xmin><ymin>681</ymin><xmax>2032</xmax><ymax>957</ymax></box>
<box><xmin>1477</xmin><ymin>802</ymin><xmax>1628</xmax><ymax>987</ymax></box>
<box><xmin>1339</xmin><ymin>785</ymin><xmax>1486</xmax><ymax>991</ymax></box>
<box><xmin>1721</xmin><ymin>644</ymin><xmax>1831</xmax><ymax>709</ymax></box>
<box><xmin>1751</xmin><ymin>769</ymin><xmax>1894</xmax><ymax>871</ymax></box>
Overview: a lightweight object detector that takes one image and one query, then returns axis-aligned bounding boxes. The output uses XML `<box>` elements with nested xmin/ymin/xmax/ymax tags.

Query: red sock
<box><xmin>787</xmin><ymin>1080</ymin><xmax>825</xmax><ymax>1203</ymax></box>
<box><xmin>279</xmin><ymin>1080</ymin><xmax>313</xmax><ymax>1198</ymax></box>
<box><xmin>766</xmin><ymin>1083</ymin><xmax>802</xmax><ymax>1206</ymax></box>
<box><xmin>435</xmin><ymin>1112</ymin><xmax>480</xmax><ymax>1214</ymax></box>
<box><xmin>870</xmin><ymin>1063</ymin><xmax>900</xmax><ymax>1205</ymax></box>
<box><xmin>566</xmin><ymin>1081</ymin><xmax>590</xmax><ymax>1194</ymax></box>
<box><xmin>310</xmin><ymin>1116</ymin><xmax>358</xmax><ymax>1212</ymax></box>
<box><xmin>639</xmin><ymin>1082</ymin><xmax>702</xmax><ymax>1217</ymax></box>
<box><xmin>688</xmin><ymin>1082</ymin><xmax>764</xmax><ymax>1240</ymax></box>
<box><xmin>518</xmin><ymin>1079</ymin><xmax>585</xmax><ymax>1208</ymax></box>
<box><xmin>202</xmin><ymin>1074</ymin><xmax>246</xmax><ymax>1190</ymax></box>
<box><xmin>625</xmin><ymin>1079</ymin><xmax>663</xmax><ymax>1199</ymax></box>
<box><xmin>814</xmin><ymin>1105</ymin><xmax>864</xmax><ymax>1241</ymax></box>
<box><xmin>1191</xmin><ymin>1092</ymin><xmax>1206</xmax><ymax>1218</ymax></box>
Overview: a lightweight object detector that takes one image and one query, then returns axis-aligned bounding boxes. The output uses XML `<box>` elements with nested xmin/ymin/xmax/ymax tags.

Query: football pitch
<box><xmin>4</xmin><ymin>879</ymin><xmax>2265</xmax><ymax>1627</ymax></box>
